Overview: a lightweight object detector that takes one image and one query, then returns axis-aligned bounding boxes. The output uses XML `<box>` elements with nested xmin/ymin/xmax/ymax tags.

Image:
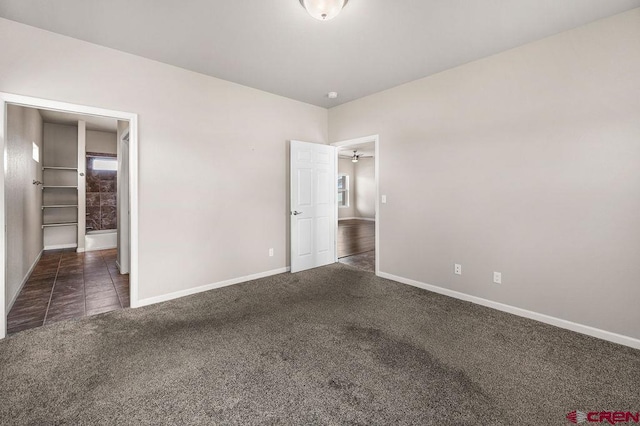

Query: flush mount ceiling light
<box><xmin>299</xmin><ymin>0</ymin><xmax>349</xmax><ymax>21</ymax></box>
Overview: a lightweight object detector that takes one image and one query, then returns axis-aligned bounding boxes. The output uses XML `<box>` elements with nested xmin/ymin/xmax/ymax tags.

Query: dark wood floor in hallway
<box><xmin>7</xmin><ymin>249</ymin><xmax>130</xmax><ymax>334</ymax></box>
<box><xmin>338</xmin><ymin>219</ymin><xmax>375</xmax><ymax>272</ymax></box>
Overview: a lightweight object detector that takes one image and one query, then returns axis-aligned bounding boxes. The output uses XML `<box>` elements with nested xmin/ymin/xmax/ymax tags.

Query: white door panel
<box><xmin>316</xmin><ymin>169</ymin><xmax>331</xmax><ymax>204</ymax></box>
<box><xmin>297</xmin><ymin>149</ymin><xmax>313</xmax><ymax>163</ymax></box>
<box><xmin>298</xmin><ymin>218</ymin><xmax>313</xmax><ymax>256</ymax></box>
<box><xmin>290</xmin><ymin>140</ymin><xmax>336</xmax><ymax>273</ymax></box>
<box><xmin>297</xmin><ymin>169</ymin><xmax>313</xmax><ymax>206</ymax></box>
<box><xmin>316</xmin><ymin>217</ymin><xmax>331</xmax><ymax>252</ymax></box>
<box><xmin>316</xmin><ymin>150</ymin><xmax>331</xmax><ymax>164</ymax></box>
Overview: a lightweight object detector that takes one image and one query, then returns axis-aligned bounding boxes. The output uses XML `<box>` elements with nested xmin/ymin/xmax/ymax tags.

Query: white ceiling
<box><xmin>1</xmin><ymin>0</ymin><xmax>638</xmax><ymax>108</ymax></box>
<box><xmin>38</xmin><ymin>109</ymin><xmax>118</xmax><ymax>133</ymax></box>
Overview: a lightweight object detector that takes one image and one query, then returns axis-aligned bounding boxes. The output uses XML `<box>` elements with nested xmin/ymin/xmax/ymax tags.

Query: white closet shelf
<box><xmin>42</xmin><ymin>166</ymin><xmax>78</xmax><ymax>171</ymax></box>
<box><xmin>42</xmin><ymin>222</ymin><xmax>78</xmax><ymax>229</ymax></box>
<box><xmin>42</xmin><ymin>205</ymin><xmax>78</xmax><ymax>209</ymax></box>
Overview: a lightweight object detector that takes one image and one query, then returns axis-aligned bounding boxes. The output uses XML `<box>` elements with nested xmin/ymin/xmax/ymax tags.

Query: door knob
<box><xmin>292</xmin><ymin>211</ymin><xmax>303</xmax><ymax>216</ymax></box>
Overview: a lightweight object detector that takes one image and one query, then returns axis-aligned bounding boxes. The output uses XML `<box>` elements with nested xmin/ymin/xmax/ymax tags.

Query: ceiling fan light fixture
<box><xmin>299</xmin><ymin>0</ymin><xmax>349</xmax><ymax>21</ymax></box>
<box><xmin>351</xmin><ymin>151</ymin><xmax>359</xmax><ymax>163</ymax></box>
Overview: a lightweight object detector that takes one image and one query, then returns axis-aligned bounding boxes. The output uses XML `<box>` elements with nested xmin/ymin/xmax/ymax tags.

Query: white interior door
<box><xmin>290</xmin><ymin>140</ymin><xmax>336</xmax><ymax>273</ymax></box>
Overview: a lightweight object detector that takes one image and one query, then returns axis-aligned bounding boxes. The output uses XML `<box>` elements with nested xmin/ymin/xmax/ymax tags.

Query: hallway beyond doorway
<box><xmin>338</xmin><ymin>219</ymin><xmax>375</xmax><ymax>272</ymax></box>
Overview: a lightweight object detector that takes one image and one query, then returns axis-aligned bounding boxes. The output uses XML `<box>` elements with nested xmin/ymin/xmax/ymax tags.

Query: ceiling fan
<box><xmin>347</xmin><ymin>150</ymin><xmax>373</xmax><ymax>163</ymax></box>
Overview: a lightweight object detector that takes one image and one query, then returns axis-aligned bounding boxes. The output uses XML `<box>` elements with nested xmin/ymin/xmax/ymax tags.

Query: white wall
<box><xmin>5</xmin><ymin>105</ymin><xmax>43</xmax><ymax>309</ymax></box>
<box><xmin>329</xmin><ymin>9</ymin><xmax>640</xmax><ymax>340</ymax></box>
<box><xmin>337</xmin><ymin>158</ymin><xmax>355</xmax><ymax>219</ymax></box>
<box><xmin>87</xmin><ymin>130</ymin><xmax>116</xmax><ymax>155</ymax></box>
<box><xmin>43</xmin><ymin>123</ymin><xmax>77</xmax><ymax>169</ymax></box>
<box><xmin>0</xmin><ymin>17</ymin><xmax>327</xmax><ymax>301</ymax></box>
<box><xmin>353</xmin><ymin>158</ymin><xmax>375</xmax><ymax>219</ymax></box>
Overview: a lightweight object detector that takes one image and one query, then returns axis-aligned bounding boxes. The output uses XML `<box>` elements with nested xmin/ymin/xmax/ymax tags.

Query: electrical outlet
<box><xmin>454</xmin><ymin>264</ymin><xmax>462</xmax><ymax>275</ymax></box>
<box><xmin>269</xmin><ymin>248</ymin><xmax>274</xmax><ymax>257</ymax></box>
<box><xmin>493</xmin><ymin>271</ymin><xmax>502</xmax><ymax>284</ymax></box>
<box><xmin>381</xmin><ymin>195</ymin><xmax>387</xmax><ymax>204</ymax></box>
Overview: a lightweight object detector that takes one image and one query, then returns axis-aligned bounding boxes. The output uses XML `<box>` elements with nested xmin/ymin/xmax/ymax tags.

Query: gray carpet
<box><xmin>0</xmin><ymin>263</ymin><xmax>638</xmax><ymax>425</ymax></box>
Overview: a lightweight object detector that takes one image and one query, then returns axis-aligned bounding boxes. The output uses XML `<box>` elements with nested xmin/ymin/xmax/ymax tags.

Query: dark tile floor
<box><xmin>7</xmin><ymin>248</ymin><xmax>129</xmax><ymax>334</ymax></box>
<box><xmin>339</xmin><ymin>250</ymin><xmax>375</xmax><ymax>272</ymax></box>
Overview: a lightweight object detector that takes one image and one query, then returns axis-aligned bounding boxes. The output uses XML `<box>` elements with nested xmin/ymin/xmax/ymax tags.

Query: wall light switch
<box><xmin>269</xmin><ymin>248</ymin><xmax>274</xmax><ymax>257</ymax></box>
<box><xmin>493</xmin><ymin>272</ymin><xmax>502</xmax><ymax>284</ymax></box>
<box><xmin>454</xmin><ymin>264</ymin><xmax>462</xmax><ymax>275</ymax></box>
<box><xmin>381</xmin><ymin>195</ymin><xmax>387</xmax><ymax>204</ymax></box>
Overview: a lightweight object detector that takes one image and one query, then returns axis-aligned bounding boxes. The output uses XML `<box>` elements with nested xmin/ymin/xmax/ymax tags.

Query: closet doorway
<box><xmin>0</xmin><ymin>94</ymin><xmax>139</xmax><ymax>338</ymax></box>
<box><xmin>332</xmin><ymin>136</ymin><xmax>379</xmax><ymax>274</ymax></box>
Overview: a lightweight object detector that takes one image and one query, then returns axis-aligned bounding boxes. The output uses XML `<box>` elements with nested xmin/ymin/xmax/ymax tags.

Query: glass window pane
<box><xmin>93</xmin><ymin>158</ymin><xmax>118</xmax><ymax>171</ymax></box>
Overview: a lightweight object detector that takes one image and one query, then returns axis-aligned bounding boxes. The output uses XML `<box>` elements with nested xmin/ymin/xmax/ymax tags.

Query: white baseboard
<box><xmin>378</xmin><ymin>271</ymin><xmax>640</xmax><ymax>350</ymax></box>
<box><xmin>44</xmin><ymin>243</ymin><xmax>77</xmax><ymax>250</ymax></box>
<box><xmin>84</xmin><ymin>245</ymin><xmax>117</xmax><ymax>252</ymax></box>
<box><xmin>134</xmin><ymin>267</ymin><xmax>291</xmax><ymax>308</ymax></box>
<box><xmin>115</xmin><ymin>260</ymin><xmax>130</xmax><ymax>275</ymax></box>
<box><xmin>339</xmin><ymin>217</ymin><xmax>375</xmax><ymax>222</ymax></box>
<box><xmin>7</xmin><ymin>249</ymin><xmax>43</xmax><ymax>311</ymax></box>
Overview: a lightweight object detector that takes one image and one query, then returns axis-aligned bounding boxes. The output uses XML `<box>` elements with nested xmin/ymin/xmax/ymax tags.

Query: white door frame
<box><xmin>331</xmin><ymin>135</ymin><xmax>380</xmax><ymax>276</ymax></box>
<box><xmin>0</xmin><ymin>92</ymin><xmax>140</xmax><ymax>339</ymax></box>
<box><xmin>117</xmin><ymin>128</ymin><xmax>131</xmax><ymax>274</ymax></box>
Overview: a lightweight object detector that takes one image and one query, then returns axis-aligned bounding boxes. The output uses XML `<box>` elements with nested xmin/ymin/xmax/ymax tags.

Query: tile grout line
<box><xmin>43</xmin><ymin>252</ymin><xmax>63</xmax><ymax>326</ymax></box>
<box><xmin>104</xmin><ymin>250</ymin><xmax>124</xmax><ymax>308</ymax></box>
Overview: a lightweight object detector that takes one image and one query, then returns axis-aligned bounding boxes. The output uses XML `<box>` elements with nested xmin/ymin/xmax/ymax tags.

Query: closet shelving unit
<box><xmin>41</xmin><ymin>166</ymin><xmax>79</xmax><ymax>230</ymax></box>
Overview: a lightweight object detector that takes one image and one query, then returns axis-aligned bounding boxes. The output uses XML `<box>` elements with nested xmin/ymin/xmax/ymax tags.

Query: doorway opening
<box><xmin>331</xmin><ymin>136</ymin><xmax>379</xmax><ymax>274</ymax></box>
<box><xmin>0</xmin><ymin>93</ymin><xmax>139</xmax><ymax>338</ymax></box>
